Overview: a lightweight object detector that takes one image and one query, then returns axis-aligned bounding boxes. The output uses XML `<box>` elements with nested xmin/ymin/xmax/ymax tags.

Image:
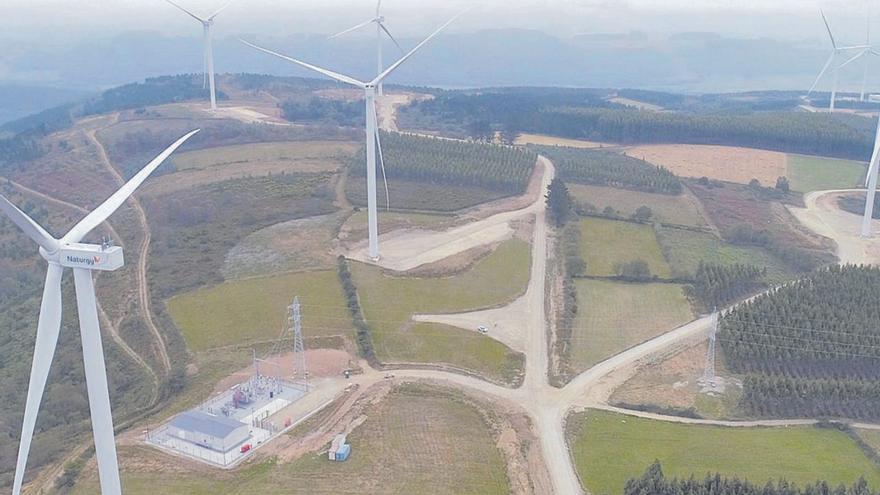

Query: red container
<box><xmin>240</xmin><ymin>444</ymin><xmax>252</xmax><ymax>453</ymax></box>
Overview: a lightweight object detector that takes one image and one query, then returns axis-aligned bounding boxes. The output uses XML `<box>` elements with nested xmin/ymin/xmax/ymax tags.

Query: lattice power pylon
<box><xmin>289</xmin><ymin>296</ymin><xmax>308</xmax><ymax>386</ymax></box>
<box><xmin>700</xmin><ymin>310</ymin><xmax>719</xmax><ymax>388</ymax></box>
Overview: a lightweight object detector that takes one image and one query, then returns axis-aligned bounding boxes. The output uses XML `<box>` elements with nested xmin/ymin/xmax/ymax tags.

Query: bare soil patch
<box><xmin>515</xmin><ymin>133</ymin><xmax>612</xmax><ymax>149</ymax></box>
<box><xmin>213</xmin><ymin>349</ymin><xmax>354</xmax><ymax>393</ymax></box>
<box><xmin>627</xmin><ymin>144</ymin><xmax>787</xmax><ymax>185</ymax></box>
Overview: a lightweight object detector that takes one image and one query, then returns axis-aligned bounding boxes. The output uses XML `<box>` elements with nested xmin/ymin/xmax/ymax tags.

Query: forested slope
<box><xmin>721</xmin><ymin>265</ymin><xmax>880</xmax><ymax>420</ymax></box>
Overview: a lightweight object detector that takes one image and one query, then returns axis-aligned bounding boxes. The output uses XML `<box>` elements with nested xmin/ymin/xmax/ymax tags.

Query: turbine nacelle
<box><xmin>56</xmin><ymin>243</ymin><xmax>124</xmax><ymax>271</ymax></box>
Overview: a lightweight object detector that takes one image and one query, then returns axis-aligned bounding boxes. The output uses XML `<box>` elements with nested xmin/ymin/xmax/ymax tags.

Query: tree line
<box><xmin>691</xmin><ymin>261</ymin><xmax>766</xmax><ymax>309</ymax></box>
<box><xmin>625</xmin><ymin>461</ymin><xmax>877</xmax><ymax>495</ymax></box>
<box><xmin>401</xmin><ymin>89</ymin><xmax>875</xmax><ymax>160</ymax></box>
<box><xmin>281</xmin><ymin>97</ymin><xmax>364</xmax><ymax>127</ymax></box>
<box><xmin>536</xmin><ymin>145</ymin><xmax>683</xmax><ymax>195</ymax></box>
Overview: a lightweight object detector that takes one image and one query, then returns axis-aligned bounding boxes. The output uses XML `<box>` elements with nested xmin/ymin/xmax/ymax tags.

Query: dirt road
<box><xmin>87</xmin><ymin>125</ymin><xmax>172</xmax><ymax>374</ymax></box>
<box><xmin>790</xmin><ymin>189</ymin><xmax>880</xmax><ymax>265</ymax></box>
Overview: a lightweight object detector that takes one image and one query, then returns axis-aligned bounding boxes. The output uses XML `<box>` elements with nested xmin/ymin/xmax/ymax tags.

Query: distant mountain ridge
<box><xmin>0</xmin><ymin>28</ymin><xmax>857</xmax><ymax>95</ymax></box>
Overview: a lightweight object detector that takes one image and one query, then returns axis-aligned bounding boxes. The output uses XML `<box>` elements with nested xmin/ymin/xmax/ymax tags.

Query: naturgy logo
<box><xmin>66</xmin><ymin>255</ymin><xmax>96</xmax><ymax>266</ymax></box>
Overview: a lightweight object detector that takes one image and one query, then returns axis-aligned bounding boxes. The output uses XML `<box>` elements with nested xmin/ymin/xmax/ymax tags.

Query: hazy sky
<box><xmin>0</xmin><ymin>0</ymin><xmax>876</xmax><ymax>44</ymax></box>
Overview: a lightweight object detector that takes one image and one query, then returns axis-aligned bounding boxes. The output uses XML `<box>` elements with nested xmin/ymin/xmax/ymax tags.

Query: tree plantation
<box><xmin>536</xmin><ymin>145</ymin><xmax>683</xmax><ymax>195</ymax></box>
<box><xmin>625</xmin><ymin>462</ymin><xmax>878</xmax><ymax>495</ymax></box>
<box><xmin>720</xmin><ymin>265</ymin><xmax>880</xmax><ymax>420</ymax></box>
<box><xmin>350</xmin><ymin>131</ymin><xmax>537</xmax><ymax>193</ymax></box>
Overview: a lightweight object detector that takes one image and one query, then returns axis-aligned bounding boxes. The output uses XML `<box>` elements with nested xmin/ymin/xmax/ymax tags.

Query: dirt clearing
<box><xmin>515</xmin><ymin>133</ymin><xmax>611</xmax><ymax>149</ymax></box>
<box><xmin>627</xmin><ymin>144</ymin><xmax>787</xmax><ymax>185</ymax></box>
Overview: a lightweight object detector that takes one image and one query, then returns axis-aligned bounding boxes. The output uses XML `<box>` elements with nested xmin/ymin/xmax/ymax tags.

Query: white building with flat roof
<box><xmin>167</xmin><ymin>411</ymin><xmax>249</xmax><ymax>453</ymax></box>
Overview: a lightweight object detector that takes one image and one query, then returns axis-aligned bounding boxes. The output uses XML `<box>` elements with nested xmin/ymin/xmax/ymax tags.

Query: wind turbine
<box><xmin>809</xmin><ymin>9</ymin><xmax>872</xmax><ymax>112</ymax></box>
<box><xmin>328</xmin><ymin>0</ymin><xmax>403</xmax><ymax>96</ymax></box>
<box><xmin>162</xmin><ymin>0</ymin><xmax>237</xmax><ymax>110</ymax></box>
<box><xmin>6</xmin><ymin>129</ymin><xmax>199</xmax><ymax>495</ymax></box>
<box><xmin>862</xmin><ymin>110</ymin><xmax>880</xmax><ymax>237</ymax></box>
<box><xmin>241</xmin><ymin>10</ymin><xmax>466</xmax><ymax>260</ymax></box>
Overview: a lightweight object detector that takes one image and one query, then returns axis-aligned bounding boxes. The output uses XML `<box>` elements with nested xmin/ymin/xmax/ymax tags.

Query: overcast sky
<box><xmin>0</xmin><ymin>0</ymin><xmax>876</xmax><ymax>44</ymax></box>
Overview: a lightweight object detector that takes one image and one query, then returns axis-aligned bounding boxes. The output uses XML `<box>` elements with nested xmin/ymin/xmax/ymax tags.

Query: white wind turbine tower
<box><xmin>809</xmin><ymin>9</ymin><xmax>873</xmax><ymax>112</ymax></box>
<box><xmin>5</xmin><ymin>129</ymin><xmax>199</xmax><ymax>495</ymax></box>
<box><xmin>328</xmin><ymin>0</ymin><xmax>403</xmax><ymax>96</ymax></box>
<box><xmin>162</xmin><ymin>0</ymin><xmax>237</xmax><ymax>110</ymax></box>
<box><xmin>241</xmin><ymin>10</ymin><xmax>466</xmax><ymax>260</ymax></box>
<box><xmin>861</xmin><ymin>108</ymin><xmax>880</xmax><ymax>237</ymax></box>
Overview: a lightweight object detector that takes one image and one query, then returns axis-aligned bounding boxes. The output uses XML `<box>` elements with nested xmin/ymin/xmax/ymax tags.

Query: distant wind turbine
<box><xmin>328</xmin><ymin>0</ymin><xmax>403</xmax><ymax>96</ymax></box>
<box><xmin>809</xmin><ymin>9</ymin><xmax>875</xmax><ymax>112</ymax></box>
<box><xmin>6</xmin><ymin>129</ymin><xmax>199</xmax><ymax>495</ymax></box>
<box><xmin>162</xmin><ymin>0</ymin><xmax>237</xmax><ymax>110</ymax></box>
<box><xmin>241</xmin><ymin>10</ymin><xmax>466</xmax><ymax>260</ymax></box>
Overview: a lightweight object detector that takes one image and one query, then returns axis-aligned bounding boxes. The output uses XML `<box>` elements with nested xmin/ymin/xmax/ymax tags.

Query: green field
<box><xmin>568</xmin><ymin>184</ymin><xmax>707</xmax><ymax>227</ymax></box>
<box><xmin>578</xmin><ymin>217</ymin><xmax>671</xmax><ymax>278</ymax></box>
<box><xmin>172</xmin><ymin>141</ymin><xmax>357</xmax><ymax>172</ymax></box>
<box><xmin>569</xmin><ymin>409</ymin><xmax>880</xmax><ymax>495</ymax></box>
<box><xmin>571</xmin><ymin>279</ymin><xmax>693</xmax><ymax>369</ymax></box>
<box><xmin>352</xmin><ymin>240</ymin><xmax>530</xmax><ymax>383</ymax></box>
<box><xmin>167</xmin><ymin>270</ymin><xmax>352</xmax><ymax>351</ymax></box>
<box><xmin>72</xmin><ymin>386</ymin><xmax>509</xmax><ymax>494</ymax></box>
<box><xmin>656</xmin><ymin>226</ymin><xmax>791</xmax><ymax>282</ymax></box>
<box><xmin>785</xmin><ymin>154</ymin><xmax>866</xmax><ymax>193</ymax></box>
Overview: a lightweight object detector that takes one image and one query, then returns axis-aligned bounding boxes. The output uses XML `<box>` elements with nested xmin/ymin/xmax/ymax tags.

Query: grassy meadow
<box><xmin>656</xmin><ymin>226</ymin><xmax>791</xmax><ymax>282</ymax></box>
<box><xmin>171</xmin><ymin>141</ymin><xmax>357</xmax><ymax>172</ymax></box>
<box><xmin>166</xmin><ymin>270</ymin><xmax>352</xmax><ymax>351</ymax></box>
<box><xmin>569</xmin><ymin>409</ymin><xmax>880</xmax><ymax>495</ymax></box>
<box><xmin>785</xmin><ymin>154</ymin><xmax>866</xmax><ymax>193</ymax></box>
<box><xmin>578</xmin><ymin>217</ymin><xmax>671</xmax><ymax>278</ymax></box>
<box><xmin>570</xmin><ymin>279</ymin><xmax>694</xmax><ymax>369</ymax></box>
<box><xmin>352</xmin><ymin>240</ymin><xmax>530</xmax><ymax>383</ymax></box>
<box><xmin>568</xmin><ymin>184</ymin><xmax>708</xmax><ymax>227</ymax></box>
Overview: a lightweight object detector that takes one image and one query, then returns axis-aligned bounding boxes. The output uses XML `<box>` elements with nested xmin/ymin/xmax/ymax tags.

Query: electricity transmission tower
<box><xmin>699</xmin><ymin>309</ymin><xmax>719</xmax><ymax>389</ymax></box>
<box><xmin>290</xmin><ymin>296</ymin><xmax>308</xmax><ymax>387</ymax></box>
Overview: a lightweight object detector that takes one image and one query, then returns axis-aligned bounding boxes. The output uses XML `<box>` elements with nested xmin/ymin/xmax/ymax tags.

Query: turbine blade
<box><xmin>208</xmin><ymin>0</ymin><xmax>236</xmax><ymax>20</ymax></box>
<box><xmin>839</xmin><ymin>49</ymin><xmax>868</xmax><ymax>69</ymax></box>
<box><xmin>809</xmin><ymin>53</ymin><xmax>836</xmax><ymax>94</ymax></box>
<box><xmin>377</xmin><ymin>0</ymin><xmax>382</xmax><ymax>17</ymax></box>
<box><xmin>162</xmin><ymin>0</ymin><xmax>206</xmax><ymax>23</ymax></box>
<box><xmin>372</xmin><ymin>8</ymin><xmax>470</xmax><ymax>84</ymax></box>
<box><xmin>821</xmin><ymin>9</ymin><xmax>837</xmax><ymax>49</ymax></box>
<box><xmin>373</xmin><ymin>104</ymin><xmax>391</xmax><ymax>211</ymax></box>
<box><xmin>63</xmin><ymin>129</ymin><xmax>200</xmax><ymax>244</ymax></box>
<box><xmin>11</xmin><ymin>264</ymin><xmax>64</xmax><ymax>495</ymax></box>
<box><xmin>73</xmin><ymin>268</ymin><xmax>122</xmax><ymax>494</ymax></box>
<box><xmin>328</xmin><ymin>18</ymin><xmax>378</xmax><ymax>39</ymax></box>
<box><xmin>0</xmin><ymin>195</ymin><xmax>59</xmax><ymax>253</ymax></box>
<box><xmin>239</xmin><ymin>38</ymin><xmax>366</xmax><ymax>87</ymax></box>
<box><xmin>379</xmin><ymin>22</ymin><xmax>404</xmax><ymax>53</ymax></box>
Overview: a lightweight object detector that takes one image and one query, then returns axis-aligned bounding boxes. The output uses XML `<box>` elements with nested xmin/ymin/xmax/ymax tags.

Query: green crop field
<box><xmin>167</xmin><ymin>270</ymin><xmax>352</xmax><ymax>351</ymax></box>
<box><xmin>656</xmin><ymin>226</ymin><xmax>791</xmax><ymax>282</ymax></box>
<box><xmin>568</xmin><ymin>409</ymin><xmax>880</xmax><ymax>495</ymax></box>
<box><xmin>570</xmin><ymin>279</ymin><xmax>693</xmax><ymax>369</ymax></box>
<box><xmin>72</xmin><ymin>386</ymin><xmax>509</xmax><ymax>495</ymax></box>
<box><xmin>786</xmin><ymin>154</ymin><xmax>866</xmax><ymax>193</ymax></box>
<box><xmin>578</xmin><ymin>217</ymin><xmax>672</xmax><ymax>278</ymax></box>
<box><xmin>352</xmin><ymin>240</ymin><xmax>530</xmax><ymax>383</ymax></box>
<box><xmin>172</xmin><ymin>141</ymin><xmax>357</xmax><ymax>172</ymax></box>
<box><xmin>568</xmin><ymin>184</ymin><xmax>708</xmax><ymax>227</ymax></box>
